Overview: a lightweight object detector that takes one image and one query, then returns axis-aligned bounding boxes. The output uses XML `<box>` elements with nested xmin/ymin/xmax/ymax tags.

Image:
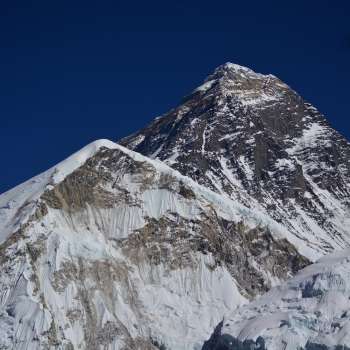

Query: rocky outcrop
<box><xmin>202</xmin><ymin>321</ymin><xmax>266</xmax><ymax>350</ymax></box>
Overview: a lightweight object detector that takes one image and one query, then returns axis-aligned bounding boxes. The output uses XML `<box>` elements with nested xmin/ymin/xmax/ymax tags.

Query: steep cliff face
<box><xmin>121</xmin><ymin>63</ymin><xmax>350</xmax><ymax>261</ymax></box>
<box><xmin>0</xmin><ymin>140</ymin><xmax>308</xmax><ymax>350</ymax></box>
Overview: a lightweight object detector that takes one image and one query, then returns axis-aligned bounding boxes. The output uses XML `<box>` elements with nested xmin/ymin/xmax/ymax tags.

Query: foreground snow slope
<box><xmin>203</xmin><ymin>249</ymin><xmax>350</xmax><ymax>350</ymax></box>
<box><xmin>0</xmin><ymin>139</ymin><xmax>308</xmax><ymax>349</ymax></box>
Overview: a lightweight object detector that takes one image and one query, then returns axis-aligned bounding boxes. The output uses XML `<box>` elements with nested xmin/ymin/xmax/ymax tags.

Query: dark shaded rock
<box><xmin>202</xmin><ymin>320</ymin><xmax>266</xmax><ymax>350</ymax></box>
<box><xmin>305</xmin><ymin>342</ymin><xmax>350</xmax><ymax>350</ymax></box>
<box><xmin>120</xmin><ymin>63</ymin><xmax>350</xmax><ymax>254</ymax></box>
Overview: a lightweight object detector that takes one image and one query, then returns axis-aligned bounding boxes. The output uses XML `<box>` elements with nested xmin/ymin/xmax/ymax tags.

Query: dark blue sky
<box><xmin>1</xmin><ymin>0</ymin><xmax>349</xmax><ymax>193</ymax></box>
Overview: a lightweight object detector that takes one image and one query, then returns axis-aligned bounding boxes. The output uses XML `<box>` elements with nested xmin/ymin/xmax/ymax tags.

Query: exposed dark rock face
<box><xmin>202</xmin><ymin>321</ymin><xmax>266</xmax><ymax>350</ymax></box>
<box><xmin>305</xmin><ymin>344</ymin><xmax>350</xmax><ymax>350</ymax></box>
<box><xmin>202</xmin><ymin>337</ymin><xmax>350</xmax><ymax>350</ymax></box>
<box><xmin>121</xmin><ymin>63</ymin><xmax>350</xmax><ymax>256</ymax></box>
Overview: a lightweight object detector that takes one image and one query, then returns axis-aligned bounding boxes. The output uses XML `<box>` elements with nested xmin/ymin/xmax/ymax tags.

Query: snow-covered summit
<box><xmin>207</xmin><ymin>62</ymin><xmax>267</xmax><ymax>80</ymax></box>
<box><xmin>52</xmin><ymin>139</ymin><xmax>118</xmax><ymax>182</ymax></box>
<box><xmin>192</xmin><ymin>62</ymin><xmax>280</xmax><ymax>96</ymax></box>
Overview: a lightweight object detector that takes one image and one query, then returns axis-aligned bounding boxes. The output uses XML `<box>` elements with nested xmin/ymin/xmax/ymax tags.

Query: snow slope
<box><xmin>0</xmin><ymin>139</ymin><xmax>307</xmax><ymax>349</ymax></box>
<box><xmin>207</xmin><ymin>248</ymin><xmax>350</xmax><ymax>349</ymax></box>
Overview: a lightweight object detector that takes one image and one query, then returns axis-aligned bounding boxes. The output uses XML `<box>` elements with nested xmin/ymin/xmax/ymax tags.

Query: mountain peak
<box><xmin>214</xmin><ymin>62</ymin><xmax>256</xmax><ymax>74</ymax></box>
<box><xmin>121</xmin><ymin>64</ymin><xmax>350</xmax><ymax>262</ymax></box>
<box><xmin>193</xmin><ymin>62</ymin><xmax>283</xmax><ymax>99</ymax></box>
<box><xmin>205</xmin><ymin>62</ymin><xmax>268</xmax><ymax>83</ymax></box>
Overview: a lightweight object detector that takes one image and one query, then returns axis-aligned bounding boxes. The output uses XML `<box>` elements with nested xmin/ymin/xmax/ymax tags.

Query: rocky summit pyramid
<box><xmin>121</xmin><ymin>62</ymin><xmax>350</xmax><ymax>261</ymax></box>
<box><xmin>0</xmin><ymin>64</ymin><xmax>349</xmax><ymax>350</ymax></box>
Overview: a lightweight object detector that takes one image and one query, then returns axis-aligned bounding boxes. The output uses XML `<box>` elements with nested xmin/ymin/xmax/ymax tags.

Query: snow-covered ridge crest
<box><xmin>52</xmin><ymin>139</ymin><xmax>119</xmax><ymax>183</ymax></box>
<box><xmin>0</xmin><ymin>139</ymin><xmax>119</xmax><ymax>244</ymax></box>
<box><xmin>0</xmin><ymin>138</ymin><xmax>301</xmax><ymax>248</ymax></box>
<box><xmin>0</xmin><ymin>138</ymin><xmax>245</xmax><ymax>349</ymax></box>
<box><xmin>0</xmin><ymin>136</ymin><xmax>309</xmax><ymax>349</ymax></box>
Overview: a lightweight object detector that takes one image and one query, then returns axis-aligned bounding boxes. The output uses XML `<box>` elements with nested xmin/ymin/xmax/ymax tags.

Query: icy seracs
<box><xmin>204</xmin><ymin>249</ymin><xmax>350</xmax><ymax>350</ymax></box>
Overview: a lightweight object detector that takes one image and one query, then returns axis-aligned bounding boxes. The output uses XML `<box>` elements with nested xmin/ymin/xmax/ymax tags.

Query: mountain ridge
<box><xmin>0</xmin><ymin>136</ymin><xmax>310</xmax><ymax>349</ymax></box>
<box><xmin>0</xmin><ymin>63</ymin><xmax>350</xmax><ymax>349</ymax></box>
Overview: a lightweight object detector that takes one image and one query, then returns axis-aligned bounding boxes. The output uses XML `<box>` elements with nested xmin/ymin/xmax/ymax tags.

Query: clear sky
<box><xmin>1</xmin><ymin>0</ymin><xmax>349</xmax><ymax>193</ymax></box>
